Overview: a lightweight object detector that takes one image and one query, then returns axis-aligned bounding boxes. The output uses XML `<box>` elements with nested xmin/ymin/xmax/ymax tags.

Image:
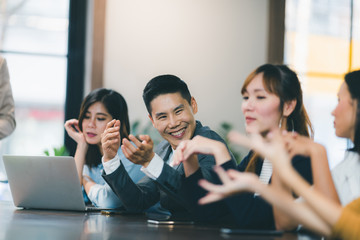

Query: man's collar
<box><xmin>191</xmin><ymin>120</ymin><xmax>202</xmax><ymax>139</ymax></box>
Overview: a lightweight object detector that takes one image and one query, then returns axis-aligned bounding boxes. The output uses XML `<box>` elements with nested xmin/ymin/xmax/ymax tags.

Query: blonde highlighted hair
<box><xmin>242</xmin><ymin>64</ymin><xmax>313</xmax><ymax>172</ymax></box>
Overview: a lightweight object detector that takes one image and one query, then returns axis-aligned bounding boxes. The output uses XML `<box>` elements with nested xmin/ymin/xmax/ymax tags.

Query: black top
<box><xmin>183</xmin><ymin>151</ymin><xmax>313</xmax><ymax>229</ymax></box>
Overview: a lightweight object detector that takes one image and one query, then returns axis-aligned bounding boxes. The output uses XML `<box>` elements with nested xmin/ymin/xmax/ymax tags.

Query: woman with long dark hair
<box><xmin>65</xmin><ymin>88</ymin><xmax>144</xmax><ymax>208</ymax></box>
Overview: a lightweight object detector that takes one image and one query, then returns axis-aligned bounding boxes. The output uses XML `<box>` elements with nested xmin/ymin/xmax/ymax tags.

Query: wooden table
<box><xmin>0</xmin><ymin>201</ymin><xmax>322</xmax><ymax>240</ymax></box>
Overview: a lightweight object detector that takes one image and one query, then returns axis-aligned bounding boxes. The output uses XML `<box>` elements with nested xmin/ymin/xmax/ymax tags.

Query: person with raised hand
<box><xmin>0</xmin><ymin>56</ymin><xmax>15</xmax><ymax>140</ymax></box>
<box><xmin>173</xmin><ymin>64</ymin><xmax>317</xmax><ymax>229</ymax></box>
<box><xmin>101</xmin><ymin>75</ymin><xmax>235</xmax><ymax>220</ymax></box>
<box><xmin>64</xmin><ymin>88</ymin><xmax>144</xmax><ymax>208</ymax></box>
<box><xmin>198</xmin><ymin>70</ymin><xmax>360</xmax><ymax>239</ymax></box>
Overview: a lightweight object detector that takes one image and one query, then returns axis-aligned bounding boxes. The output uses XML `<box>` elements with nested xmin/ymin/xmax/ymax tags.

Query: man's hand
<box><xmin>102</xmin><ymin>119</ymin><xmax>120</xmax><ymax>162</ymax></box>
<box><xmin>173</xmin><ymin>140</ymin><xmax>199</xmax><ymax>176</ymax></box>
<box><xmin>121</xmin><ymin>134</ymin><xmax>155</xmax><ymax>167</ymax></box>
<box><xmin>173</xmin><ymin>136</ymin><xmax>230</xmax><ymax>166</ymax></box>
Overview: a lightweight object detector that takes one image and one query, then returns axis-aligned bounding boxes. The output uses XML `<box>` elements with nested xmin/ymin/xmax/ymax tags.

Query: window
<box><xmin>0</xmin><ymin>0</ymin><xmax>69</xmax><ymax>179</ymax></box>
<box><xmin>284</xmin><ymin>0</ymin><xmax>360</xmax><ymax>168</ymax></box>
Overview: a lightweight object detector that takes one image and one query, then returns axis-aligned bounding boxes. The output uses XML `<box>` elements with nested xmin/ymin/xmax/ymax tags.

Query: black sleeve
<box><xmin>224</xmin><ymin>152</ymin><xmax>275</xmax><ymax>230</ymax></box>
<box><xmin>224</xmin><ymin>154</ymin><xmax>313</xmax><ymax>229</ymax></box>
<box><xmin>179</xmin><ymin>153</ymin><xmax>251</xmax><ymax>224</ymax></box>
<box><xmin>225</xmin><ymin>193</ymin><xmax>275</xmax><ymax>229</ymax></box>
<box><xmin>102</xmin><ymin>164</ymin><xmax>160</xmax><ymax>212</ymax></box>
<box><xmin>155</xmin><ymin>128</ymin><xmax>237</xmax><ymax>214</ymax></box>
<box><xmin>181</xmin><ymin>166</ymin><xmax>235</xmax><ymax>224</ymax></box>
<box><xmin>291</xmin><ymin>155</ymin><xmax>313</xmax><ymax>184</ymax></box>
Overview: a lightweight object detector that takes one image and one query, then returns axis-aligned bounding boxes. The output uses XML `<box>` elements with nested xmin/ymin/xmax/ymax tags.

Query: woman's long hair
<box><xmin>78</xmin><ymin>88</ymin><xmax>130</xmax><ymax>168</ymax></box>
<box><xmin>241</xmin><ymin>64</ymin><xmax>313</xmax><ymax>172</ymax></box>
<box><xmin>344</xmin><ymin>70</ymin><xmax>360</xmax><ymax>155</ymax></box>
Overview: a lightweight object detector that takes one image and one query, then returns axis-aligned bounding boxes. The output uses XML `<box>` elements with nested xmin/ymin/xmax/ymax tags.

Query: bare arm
<box><xmin>284</xmin><ymin>132</ymin><xmax>339</xmax><ymax>203</ymax></box>
<box><xmin>198</xmin><ymin>166</ymin><xmax>332</xmax><ymax>236</ymax></box>
<box><xmin>83</xmin><ymin>175</ymin><xmax>95</xmax><ymax>194</ymax></box>
<box><xmin>272</xmin><ymin>139</ymin><xmax>339</xmax><ymax>230</ymax></box>
<box><xmin>229</xmin><ymin>129</ymin><xmax>303</xmax><ymax>230</ymax></box>
<box><xmin>229</xmin><ymin>131</ymin><xmax>343</xmax><ymax>233</ymax></box>
<box><xmin>306</xmin><ymin>143</ymin><xmax>339</xmax><ymax>202</ymax></box>
<box><xmin>270</xmin><ymin>169</ymin><xmax>299</xmax><ymax>230</ymax></box>
<box><xmin>73</xmin><ymin>144</ymin><xmax>88</xmax><ymax>185</ymax></box>
<box><xmin>279</xmin><ymin>166</ymin><xmax>343</xmax><ymax>229</ymax></box>
<box><xmin>251</xmin><ymin>176</ymin><xmax>332</xmax><ymax>236</ymax></box>
<box><xmin>64</xmin><ymin>119</ymin><xmax>88</xmax><ymax>184</ymax></box>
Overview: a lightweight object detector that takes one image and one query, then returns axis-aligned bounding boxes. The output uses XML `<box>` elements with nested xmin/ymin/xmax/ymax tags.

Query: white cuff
<box><xmin>87</xmin><ymin>184</ymin><xmax>102</xmax><ymax>205</ymax></box>
<box><xmin>140</xmin><ymin>153</ymin><xmax>164</xmax><ymax>180</ymax></box>
<box><xmin>102</xmin><ymin>155</ymin><xmax>121</xmax><ymax>175</ymax></box>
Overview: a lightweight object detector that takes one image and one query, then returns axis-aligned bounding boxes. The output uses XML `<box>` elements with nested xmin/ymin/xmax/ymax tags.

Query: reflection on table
<box><xmin>0</xmin><ymin>201</ymin><xmax>323</xmax><ymax>240</ymax></box>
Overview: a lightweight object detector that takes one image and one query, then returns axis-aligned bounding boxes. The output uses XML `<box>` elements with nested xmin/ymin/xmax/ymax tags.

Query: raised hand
<box><xmin>171</xmin><ymin>139</ymin><xmax>199</xmax><ymax>176</ymax></box>
<box><xmin>172</xmin><ymin>140</ymin><xmax>188</xmax><ymax>166</ymax></box>
<box><xmin>67</xmin><ymin>118</ymin><xmax>88</xmax><ymax>183</ymax></box>
<box><xmin>198</xmin><ymin>166</ymin><xmax>259</xmax><ymax>204</ymax></box>
<box><xmin>64</xmin><ymin>119</ymin><xmax>86</xmax><ymax>145</ymax></box>
<box><xmin>173</xmin><ymin>136</ymin><xmax>231</xmax><ymax>166</ymax></box>
<box><xmin>282</xmin><ymin>131</ymin><xmax>322</xmax><ymax>158</ymax></box>
<box><xmin>102</xmin><ymin>119</ymin><xmax>121</xmax><ymax>162</ymax></box>
<box><xmin>227</xmin><ymin>130</ymin><xmax>291</xmax><ymax>172</ymax></box>
<box><xmin>121</xmin><ymin>134</ymin><xmax>155</xmax><ymax>167</ymax></box>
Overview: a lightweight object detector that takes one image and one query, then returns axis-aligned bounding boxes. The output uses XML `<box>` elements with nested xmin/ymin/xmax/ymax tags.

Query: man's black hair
<box><xmin>142</xmin><ymin>74</ymin><xmax>192</xmax><ymax>115</ymax></box>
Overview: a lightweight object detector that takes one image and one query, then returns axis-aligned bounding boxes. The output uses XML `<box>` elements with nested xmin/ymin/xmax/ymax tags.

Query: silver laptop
<box><xmin>3</xmin><ymin>155</ymin><xmax>103</xmax><ymax>211</ymax></box>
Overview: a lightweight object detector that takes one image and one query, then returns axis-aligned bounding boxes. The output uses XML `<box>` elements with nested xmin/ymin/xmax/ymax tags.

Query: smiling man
<box><xmin>101</xmin><ymin>74</ymin><xmax>235</xmax><ymax>219</ymax></box>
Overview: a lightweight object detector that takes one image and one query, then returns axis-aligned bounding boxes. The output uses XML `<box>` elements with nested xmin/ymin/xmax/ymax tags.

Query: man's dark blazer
<box><xmin>102</xmin><ymin>121</ymin><xmax>236</xmax><ymax>218</ymax></box>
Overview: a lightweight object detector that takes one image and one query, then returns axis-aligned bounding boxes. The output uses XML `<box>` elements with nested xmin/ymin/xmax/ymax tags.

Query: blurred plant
<box><xmin>131</xmin><ymin>119</ymin><xmax>162</xmax><ymax>147</ymax></box>
<box><xmin>44</xmin><ymin>145</ymin><xmax>69</xmax><ymax>156</ymax></box>
<box><xmin>216</xmin><ymin>122</ymin><xmax>242</xmax><ymax>164</ymax></box>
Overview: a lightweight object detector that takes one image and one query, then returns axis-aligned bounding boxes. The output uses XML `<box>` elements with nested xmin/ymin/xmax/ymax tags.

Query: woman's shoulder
<box><xmin>344</xmin><ymin>150</ymin><xmax>360</xmax><ymax>162</ymax></box>
<box><xmin>332</xmin><ymin>150</ymin><xmax>360</xmax><ymax>174</ymax></box>
<box><xmin>86</xmin><ymin>163</ymin><xmax>103</xmax><ymax>172</ymax></box>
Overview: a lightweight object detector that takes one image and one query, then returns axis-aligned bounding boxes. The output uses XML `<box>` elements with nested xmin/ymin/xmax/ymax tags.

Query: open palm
<box><xmin>198</xmin><ymin>166</ymin><xmax>258</xmax><ymax>205</ymax></box>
